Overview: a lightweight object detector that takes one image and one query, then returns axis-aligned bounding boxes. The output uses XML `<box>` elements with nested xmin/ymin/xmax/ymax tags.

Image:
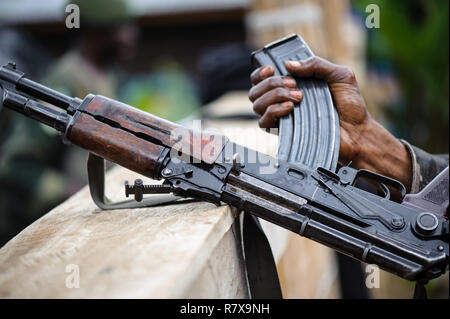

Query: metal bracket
<box><xmin>87</xmin><ymin>153</ymin><xmax>182</xmax><ymax>210</ymax></box>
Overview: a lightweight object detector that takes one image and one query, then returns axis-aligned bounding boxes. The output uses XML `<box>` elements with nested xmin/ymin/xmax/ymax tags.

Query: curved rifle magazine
<box><xmin>251</xmin><ymin>34</ymin><xmax>340</xmax><ymax>171</ymax></box>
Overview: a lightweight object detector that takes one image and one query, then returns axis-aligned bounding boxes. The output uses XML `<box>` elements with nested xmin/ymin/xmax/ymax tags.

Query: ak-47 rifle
<box><xmin>0</xmin><ymin>35</ymin><xmax>448</xmax><ymax>298</ymax></box>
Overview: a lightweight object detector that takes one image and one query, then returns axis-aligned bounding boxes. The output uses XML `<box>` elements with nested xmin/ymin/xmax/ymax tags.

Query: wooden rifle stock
<box><xmin>67</xmin><ymin>95</ymin><xmax>227</xmax><ymax>179</ymax></box>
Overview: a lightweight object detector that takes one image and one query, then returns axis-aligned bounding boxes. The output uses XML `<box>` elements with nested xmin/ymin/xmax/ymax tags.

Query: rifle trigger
<box><xmin>378</xmin><ymin>183</ymin><xmax>390</xmax><ymax>199</ymax></box>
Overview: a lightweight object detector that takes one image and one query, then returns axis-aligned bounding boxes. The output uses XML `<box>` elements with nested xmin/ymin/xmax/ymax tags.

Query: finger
<box><xmin>258</xmin><ymin>102</ymin><xmax>294</xmax><ymax>128</ymax></box>
<box><xmin>253</xmin><ymin>87</ymin><xmax>303</xmax><ymax>115</ymax></box>
<box><xmin>250</xmin><ymin>65</ymin><xmax>275</xmax><ymax>85</ymax></box>
<box><xmin>285</xmin><ymin>57</ymin><xmax>356</xmax><ymax>84</ymax></box>
<box><xmin>249</xmin><ymin>76</ymin><xmax>296</xmax><ymax>102</ymax></box>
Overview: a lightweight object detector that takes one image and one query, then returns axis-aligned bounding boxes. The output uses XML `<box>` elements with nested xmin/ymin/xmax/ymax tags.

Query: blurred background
<box><xmin>0</xmin><ymin>0</ymin><xmax>448</xmax><ymax>298</ymax></box>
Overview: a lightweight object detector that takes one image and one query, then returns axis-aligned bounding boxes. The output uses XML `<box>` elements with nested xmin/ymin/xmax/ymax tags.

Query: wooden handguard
<box><xmin>68</xmin><ymin>112</ymin><xmax>167</xmax><ymax>179</ymax></box>
<box><xmin>67</xmin><ymin>95</ymin><xmax>228</xmax><ymax>178</ymax></box>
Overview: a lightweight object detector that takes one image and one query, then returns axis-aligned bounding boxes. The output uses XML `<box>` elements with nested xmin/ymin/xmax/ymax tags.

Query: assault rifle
<box><xmin>0</xmin><ymin>35</ymin><xmax>448</xmax><ymax>298</ymax></box>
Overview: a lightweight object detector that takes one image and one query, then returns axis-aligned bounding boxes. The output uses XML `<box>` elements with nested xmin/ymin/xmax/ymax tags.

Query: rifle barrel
<box><xmin>17</xmin><ymin>77</ymin><xmax>73</xmax><ymax>110</ymax></box>
<box><xmin>3</xmin><ymin>89</ymin><xmax>70</xmax><ymax>132</ymax></box>
<box><xmin>0</xmin><ymin>62</ymin><xmax>74</xmax><ymax>110</ymax></box>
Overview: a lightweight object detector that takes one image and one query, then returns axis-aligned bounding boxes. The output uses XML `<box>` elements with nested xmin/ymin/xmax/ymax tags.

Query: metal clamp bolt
<box><xmin>125</xmin><ymin>179</ymin><xmax>173</xmax><ymax>202</ymax></box>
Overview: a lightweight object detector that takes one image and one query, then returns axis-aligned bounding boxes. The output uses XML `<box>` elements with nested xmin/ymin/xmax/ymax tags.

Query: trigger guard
<box><xmin>353</xmin><ymin>169</ymin><xmax>406</xmax><ymax>199</ymax></box>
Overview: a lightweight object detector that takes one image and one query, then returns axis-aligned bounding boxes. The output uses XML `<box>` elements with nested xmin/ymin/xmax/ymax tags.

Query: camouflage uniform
<box><xmin>402</xmin><ymin>140</ymin><xmax>449</xmax><ymax>193</ymax></box>
<box><xmin>0</xmin><ymin>0</ymin><xmax>130</xmax><ymax>245</ymax></box>
<box><xmin>0</xmin><ymin>50</ymin><xmax>120</xmax><ymax>245</ymax></box>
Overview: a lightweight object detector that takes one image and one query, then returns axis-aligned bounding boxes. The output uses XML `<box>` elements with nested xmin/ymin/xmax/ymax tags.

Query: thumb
<box><xmin>285</xmin><ymin>56</ymin><xmax>356</xmax><ymax>84</ymax></box>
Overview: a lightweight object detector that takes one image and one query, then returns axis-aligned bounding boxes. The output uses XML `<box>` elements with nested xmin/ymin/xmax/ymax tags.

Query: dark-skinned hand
<box><xmin>248</xmin><ymin>56</ymin><xmax>412</xmax><ymax>191</ymax></box>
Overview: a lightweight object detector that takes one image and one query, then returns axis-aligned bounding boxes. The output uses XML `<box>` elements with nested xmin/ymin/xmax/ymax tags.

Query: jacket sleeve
<box><xmin>401</xmin><ymin>139</ymin><xmax>449</xmax><ymax>194</ymax></box>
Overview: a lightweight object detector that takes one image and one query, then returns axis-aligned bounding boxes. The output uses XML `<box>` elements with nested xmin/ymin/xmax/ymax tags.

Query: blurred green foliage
<box><xmin>353</xmin><ymin>0</ymin><xmax>449</xmax><ymax>299</ymax></box>
<box><xmin>353</xmin><ymin>0</ymin><xmax>449</xmax><ymax>153</ymax></box>
<box><xmin>119</xmin><ymin>60</ymin><xmax>200</xmax><ymax>122</ymax></box>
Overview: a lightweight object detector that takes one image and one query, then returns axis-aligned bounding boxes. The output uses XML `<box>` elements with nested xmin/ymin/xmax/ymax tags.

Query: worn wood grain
<box><xmin>69</xmin><ymin>112</ymin><xmax>166</xmax><ymax>179</ymax></box>
<box><xmin>0</xmin><ymin>166</ymin><xmax>248</xmax><ymax>298</ymax></box>
<box><xmin>84</xmin><ymin>95</ymin><xmax>227</xmax><ymax>164</ymax></box>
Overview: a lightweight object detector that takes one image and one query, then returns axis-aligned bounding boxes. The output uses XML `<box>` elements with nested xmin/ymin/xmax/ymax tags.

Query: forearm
<box><xmin>352</xmin><ymin>117</ymin><xmax>413</xmax><ymax>192</ymax></box>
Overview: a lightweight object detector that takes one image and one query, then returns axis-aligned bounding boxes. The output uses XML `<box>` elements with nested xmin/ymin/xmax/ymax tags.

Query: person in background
<box><xmin>0</xmin><ymin>0</ymin><xmax>139</xmax><ymax>246</ymax></box>
<box><xmin>45</xmin><ymin>0</ymin><xmax>139</xmax><ymax>100</ymax></box>
<box><xmin>0</xmin><ymin>29</ymin><xmax>53</xmax><ymax>246</ymax></box>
